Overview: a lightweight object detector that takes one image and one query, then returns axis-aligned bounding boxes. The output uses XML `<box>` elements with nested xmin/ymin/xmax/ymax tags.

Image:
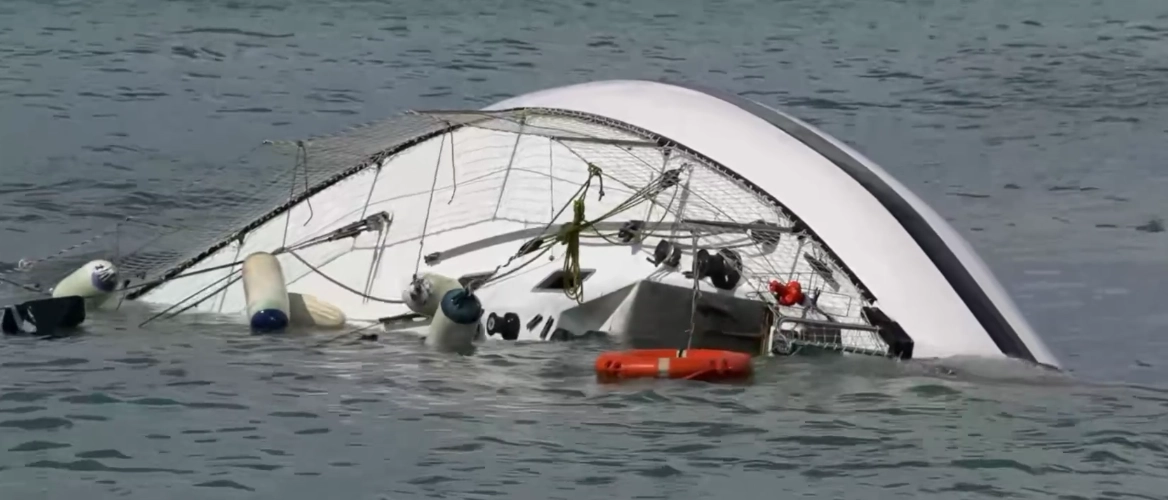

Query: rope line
<box><xmin>559</xmin><ymin>199</ymin><xmax>588</xmax><ymax>302</ymax></box>
<box><xmin>13</xmin><ymin>219</ymin><xmax>128</xmax><ymax>271</ymax></box>
<box><xmin>469</xmin><ymin>163</ymin><xmax>684</xmax><ymax>303</ymax></box>
<box><xmin>0</xmin><ymin>275</ymin><xmax>45</xmax><ymax>295</ymax></box>
<box><xmin>117</xmin><ymin>213</ymin><xmax>389</xmax><ymax>296</ymax></box>
<box><xmin>138</xmin><ymin>269</ymin><xmax>242</xmax><ymax>327</ymax></box>
<box><xmin>286</xmin><ymin>251</ymin><xmax>403</xmax><ymax>305</ymax></box>
<box><xmin>310</xmin><ymin>320</ymin><xmax>383</xmax><ymax>348</ymax></box>
<box><xmin>281</xmin><ymin>141</ymin><xmax>317</xmax><ymax>249</ymax></box>
<box><xmin>125</xmin><ymin>212</ymin><xmax>397</xmax><ymax>326</ymax></box>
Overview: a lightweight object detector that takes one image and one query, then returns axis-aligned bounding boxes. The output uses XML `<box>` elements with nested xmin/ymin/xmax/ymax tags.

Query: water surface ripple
<box><xmin>2</xmin><ymin>0</ymin><xmax>1167</xmax><ymax>498</ymax></box>
<box><xmin>1</xmin><ymin>322</ymin><xmax>1166</xmax><ymax>499</ymax></box>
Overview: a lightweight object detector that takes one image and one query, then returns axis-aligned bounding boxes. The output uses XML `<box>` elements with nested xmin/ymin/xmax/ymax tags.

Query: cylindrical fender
<box><xmin>242</xmin><ymin>252</ymin><xmax>290</xmax><ymax>333</ymax></box>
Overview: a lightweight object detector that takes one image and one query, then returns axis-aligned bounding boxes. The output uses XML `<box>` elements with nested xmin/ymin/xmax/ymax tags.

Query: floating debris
<box><xmin>946</xmin><ymin>191</ymin><xmax>991</xmax><ymax>199</ymax></box>
<box><xmin>1134</xmin><ymin>218</ymin><xmax>1164</xmax><ymax>233</ymax></box>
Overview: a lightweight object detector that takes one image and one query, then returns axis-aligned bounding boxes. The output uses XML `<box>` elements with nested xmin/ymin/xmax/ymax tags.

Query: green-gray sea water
<box><xmin>2</xmin><ymin>1</ymin><xmax>1166</xmax><ymax>498</ymax></box>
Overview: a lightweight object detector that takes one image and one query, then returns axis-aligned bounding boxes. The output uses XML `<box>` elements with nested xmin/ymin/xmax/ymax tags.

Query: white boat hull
<box><xmin>118</xmin><ymin>79</ymin><xmax>1058</xmax><ymax>369</ymax></box>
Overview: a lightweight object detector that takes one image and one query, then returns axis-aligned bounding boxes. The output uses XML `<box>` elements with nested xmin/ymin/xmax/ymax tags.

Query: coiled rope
<box><xmin>557</xmin><ymin>198</ymin><xmax>588</xmax><ymax>302</ymax></box>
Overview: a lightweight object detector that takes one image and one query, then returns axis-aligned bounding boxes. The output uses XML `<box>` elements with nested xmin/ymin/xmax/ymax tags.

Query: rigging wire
<box><xmin>296</xmin><ymin>140</ymin><xmax>316</xmax><ymax>226</ymax></box>
<box><xmin>361</xmin><ymin>221</ymin><xmax>389</xmax><ymax>305</ymax></box>
<box><xmin>355</xmin><ymin>165</ymin><xmax>382</xmax><ymax>245</ymax></box>
<box><xmin>414</xmin><ymin>132</ymin><xmax>448</xmax><ymax>280</ymax></box>
<box><xmin>136</xmin><ymin>248</ymin><xmax>405</xmax><ymax>328</ymax></box>
<box><xmin>0</xmin><ymin>275</ymin><xmax>44</xmax><ymax>295</ymax></box>
<box><xmin>470</xmin><ymin>163</ymin><xmax>683</xmax><ymax>303</ymax></box>
<box><xmin>685</xmin><ymin>233</ymin><xmax>701</xmax><ymax>350</ymax></box>
<box><xmin>12</xmin><ymin>218</ymin><xmax>130</xmax><ymax>272</ymax></box>
<box><xmin>465</xmin><ymin>243</ymin><xmax>553</xmax><ymax>295</ymax></box>
<box><xmin>492</xmin><ymin>115</ymin><xmax>526</xmax><ymax>220</ymax></box>
<box><xmin>138</xmin><ymin>269</ymin><xmax>243</xmax><ymax>327</ymax></box>
<box><xmin>447</xmin><ymin>122</ymin><xmax>459</xmax><ymax>204</ymax></box>
<box><xmin>286</xmin><ymin>250</ymin><xmax>403</xmax><ymax>305</ymax></box>
<box><xmin>116</xmin><ymin>216</ymin><xmax>371</xmax><ymax>296</ymax></box>
<box><xmin>124</xmin><ymin>212</ymin><xmax>398</xmax><ymax>327</ymax></box>
<box><xmin>281</xmin><ymin>141</ymin><xmax>316</xmax><ymax>249</ymax></box>
<box><xmin>547</xmin><ymin>138</ymin><xmax>555</xmax><ymax>221</ymax></box>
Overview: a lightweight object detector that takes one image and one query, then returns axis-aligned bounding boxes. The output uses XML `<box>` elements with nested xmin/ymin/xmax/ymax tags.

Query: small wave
<box><xmin>175</xmin><ymin>27</ymin><xmax>292</xmax><ymax>39</ymax></box>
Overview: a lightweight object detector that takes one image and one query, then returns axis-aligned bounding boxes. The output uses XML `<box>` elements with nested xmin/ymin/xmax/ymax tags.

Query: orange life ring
<box><xmin>594</xmin><ymin>349</ymin><xmax>753</xmax><ymax>382</ymax></box>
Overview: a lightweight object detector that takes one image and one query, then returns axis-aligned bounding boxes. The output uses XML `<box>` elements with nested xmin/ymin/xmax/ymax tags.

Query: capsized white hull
<box><xmin>101</xmin><ymin>80</ymin><xmax>1057</xmax><ymax>368</ymax></box>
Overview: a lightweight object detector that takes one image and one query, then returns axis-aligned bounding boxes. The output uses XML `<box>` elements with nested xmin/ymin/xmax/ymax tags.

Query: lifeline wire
<box><xmin>281</xmin><ymin>141</ymin><xmax>317</xmax><ymax>249</ymax></box>
<box><xmin>414</xmin><ymin>132</ymin><xmax>448</xmax><ymax>280</ymax></box>
<box><xmin>131</xmin><ymin>213</ymin><xmax>402</xmax><ymax>327</ymax></box>
<box><xmin>471</xmin><ymin>164</ymin><xmax>679</xmax><ymax>303</ymax></box>
<box><xmin>286</xmin><ymin>251</ymin><xmax>403</xmax><ymax>305</ymax></box>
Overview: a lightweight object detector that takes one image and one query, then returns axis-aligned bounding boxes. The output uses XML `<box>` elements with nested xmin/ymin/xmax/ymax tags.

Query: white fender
<box><xmin>402</xmin><ymin>272</ymin><xmax>462</xmax><ymax>317</ymax></box>
<box><xmin>426</xmin><ymin>288</ymin><xmax>483</xmax><ymax>354</ymax></box>
<box><xmin>288</xmin><ymin>292</ymin><xmax>346</xmax><ymax>329</ymax></box>
<box><xmin>241</xmin><ymin>252</ymin><xmax>290</xmax><ymax>332</ymax></box>
<box><xmin>51</xmin><ymin>259</ymin><xmax>118</xmax><ymax>308</ymax></box>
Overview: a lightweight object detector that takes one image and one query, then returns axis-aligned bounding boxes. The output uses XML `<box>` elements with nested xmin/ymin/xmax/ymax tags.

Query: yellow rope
<box><xmin>558</xmin><ymin>198</ymin><xmax>587</xmax><ymax>302</ymax></box>
<box><xmin>481</xmin><ymin>163</ymin><xmax>681</xmax><ymax>303</ymax></box>
<box><xmin>554</xmin><ymin>163</ymin><xmax>696</xmax><ymax>302</ymax></box>
<box><xmin>549</xmin><ymin>164</ymin><xmax>606</xmax><ymax>302</ymax></box>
